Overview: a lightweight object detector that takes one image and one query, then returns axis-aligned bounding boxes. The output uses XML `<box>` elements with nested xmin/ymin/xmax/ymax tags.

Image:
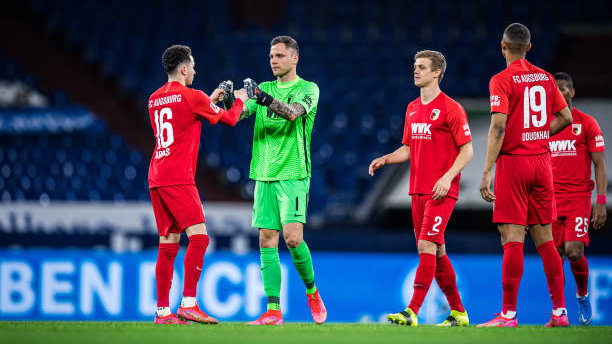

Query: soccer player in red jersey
<box><xmin>550</xmin><ymin>72</ymin><xmax>606</xmax><ymax>325</ymax></box>
<box><xmin>369</xmin><ymin>50</ymin><xmax>473</xmax><ymax>326</ymax></box>
<box><xmin>478</xmin><ymin>23</ymin><xmax>573</xmax><ymax>327</ymax></box>
<box><xmin>148</xmin><ymin>45</ymin><xmax>248</xmax><ymax>324</ymax></box>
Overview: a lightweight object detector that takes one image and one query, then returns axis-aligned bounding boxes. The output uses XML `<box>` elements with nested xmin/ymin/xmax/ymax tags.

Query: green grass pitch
<box><xmin>1</xmin><ymin>322</ymin><xmax>612</xmax><ymax>344</ymax></box>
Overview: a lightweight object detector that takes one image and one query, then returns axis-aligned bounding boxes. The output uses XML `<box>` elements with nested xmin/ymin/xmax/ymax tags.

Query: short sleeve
<box><xmin>294</xmin><ymin>82</ymin><xmax>319</xmax><ymax>115</ymax></box>
<box><xmin>401</xmin><ymin>105</ymin><xmax>412</xmax><ymax>146</ymax></box>
<box><xmin>550</xmin><ymin>82</ymin><xmax>568</xmax><ymax>115</ymax></box>
<box><xmin>585</xmin><ymin>116</ymin><xmax>605</xmax><ymax>153</ymax></box>
<box><xmin>184</xmin><ymin>89</ymin><xmax>224</xmax><ymax>124</ymax></box>
<box><xmin>489</xmin><ymin>75</ymin><xmax>510</xmax><ymax>115</ymax></box>
<box><xmin>447</xmin><ymin>102</ymin><xmax>472</xmax><ymax>147</ymax></box>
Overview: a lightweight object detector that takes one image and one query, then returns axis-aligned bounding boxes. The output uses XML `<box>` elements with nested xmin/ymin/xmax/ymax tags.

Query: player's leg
<box><xmin>530</xmin><ymin>224</ymin><xmax>568</xmax><ymax>327</ymax></box>
<box><xmin>279</xmin><ymin>179</ymin><xmax>326</xmax><ymax>324</ymax></box>
<box><xmin>479</xmin><ymin>155</ymin><xmax>528</xmax><ymax>327</ymax></box>
<box><xmin>388</xmin><ymin>195</ymin><xmax>426</xmax><ymax>326</ymax></box>
<box><xmin>564</xmin><ymin>196</ymin><xmax>592</xmax><ymax>325</ymax></box>
<box><xmin>177</xmin><ymin>222</ymin><xmax>218</xmax><ymax>324</ymax></box>
<box><xmin>529</xmin><ymin>156</ymin><xmax>568</xmax><ymax>327</ymax></box>
<box><xmin>435</xmin><ymin>244</ymin><xmax>469</xmax><ymax>326</ymax></box>
<box><xmin>150</xmin><ymin>187</ymin><xmax>190</xmax><ymax>324</ymax></box>
<box><xmin>157</xmin><ymin>185</ymin><xmax>216</xmax><ymax>324</ymax></box>
<box><xmin>248</xmin><ymin>181</ymin><xmax>284</xmax><ymax>325</ymax></box>
<box><xmin>567</xmin><ymin>240</ymin><xmax>591</xmax><ymax>325</ymax></box>
<box><xmin>477</xmin><ymin>223</ymin><xmax>525</xmax><ymax>327</ymax></box>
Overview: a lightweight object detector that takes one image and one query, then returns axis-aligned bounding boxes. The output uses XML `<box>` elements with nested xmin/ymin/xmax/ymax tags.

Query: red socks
<box><xmin>570</xmin><ymin>255</ymin><xmax>589</xmax><ymax>297</ymax></box>
<box><xmin>502</xmin><ymin>242</ymin><xmax>524</xmax><ymax>314</ymax></box>
<box><xmin>408</xmin><ymin>253</ymin><xmax>437</xmax><ymax>314</ymax></box>
<box><xmin>537</xmin><ymin>240</ymin><xmax>566</xmax><ymax>309</ymax></box>
<box><xmin>156</xmin><ymin>243</ymin><xmax>179</xmax><ymax>307</ymax></box>
<box><xmin>436</xmin><ymin>255</ymin><xmax>465</xmax><ymax>312</ymax></box>
<box><xmin>183</xmin><ymin>234</ymin><xmax>210</xmax><ymax>297</ymax></box>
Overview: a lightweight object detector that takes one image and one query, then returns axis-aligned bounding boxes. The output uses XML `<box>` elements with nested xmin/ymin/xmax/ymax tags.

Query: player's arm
<box><xmin>480</xmin><ymin>113</ymin><xmax>507</xmax><ymax>202</ymax></box>
<box><xmin>432</xmin><ymin>142</ymin><xmax>473</xmax><ymax>200</ymax></box>
<box><xmin>243</xmin><ymin>78</ymin><xmax>306</xmax><ymax>121</ymax></box>
<box><xmin>550</xmin><ymin>107</ymin><xmax>572</xmax><ymax>136</ymax></box>
<box><xmin>268</xmin><ymin>100</ymin><xmax>306</xmax><ymax>121</ymax></box>
<box><xmin>591</xmin><ymin>151</ymin><xmax>607</xmax><ymax>230</ymax></box>
<box><xmin>368</xmin><ymin>145</ymin><xmax>410</xmax><ymax>176</ymax></box>
<box><xmin>218</xmin><ymin>89</ymin><xmax>248</xmax><ymax>127</ymax></box>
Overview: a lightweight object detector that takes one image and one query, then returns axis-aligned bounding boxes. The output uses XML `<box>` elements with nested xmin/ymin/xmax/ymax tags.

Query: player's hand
<box><xmin>244</xmin><ymin>78</ymin><xmax>273</xmax><ymax>106</ymax></box>
<box><xmin>432</xmin><ymin>175</ymin><xmax>451</xmax><ymax>200</ymax></box>
<box><xmin>210</xmin><ymin>88</ymin><xmax>225</xmax><ymax>103</ymax></box>
<box><xmin>234</xmin><ymin>88</ymin><xmax>248</xmax><ymax>102</ymax></box>
<box><xmin>243</xmin><ymin>78</ymin><xmax>259</xmax><ymax>99</ymax></box>
<box><xmin>480</xmin><ymin>171</ymin><xmax>495</xmax><ymax>202</ymax></box>
<box><xmin>592</xmin><ymin>202</ymin><xmax>607</xmax><ymax>230</ymax></box>
<box><xmin>218</xmin><ymin>80</ymin><xmax>235</xmax><ymax>108</ymax></box>
<box><xmin>368</xmin><ymin>157</ymin><xmax>387</xmax><ymax>176</ymax></box>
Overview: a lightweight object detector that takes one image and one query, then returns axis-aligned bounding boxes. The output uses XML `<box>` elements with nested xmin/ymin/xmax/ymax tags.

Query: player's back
<box><xmin>148</xmin><ymin>81</ymin><xmax>222</xmax><ymax>188</ymax></box>
<box><xmin>489</xmin><ymin>59</ymin><xmax>567</xmax><ymax>155</ymax></box>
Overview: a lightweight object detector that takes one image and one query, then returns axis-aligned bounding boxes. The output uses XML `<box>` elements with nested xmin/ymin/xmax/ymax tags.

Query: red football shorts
<box><xmin>493</xmin><ymin>154</ymin><xmax>556</xmax><ymax>226</ymax></box>
<box><xmin>552</xmin><ymin>196</ymin><xmax>591</xmax><ymax>247</ymax></box>
<box><xmin>411</xmin><ymin>194</ymin><xmax>457</xmax><ymax>245</ymax></box>
<box><xmin>149</xmin><ymin>184</ymin><xmax>205</xmax><ymax>236</ymax></box>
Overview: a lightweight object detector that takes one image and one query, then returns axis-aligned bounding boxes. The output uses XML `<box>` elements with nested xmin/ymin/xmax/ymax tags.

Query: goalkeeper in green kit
<box><xmin>240</xmin><ymin>36</ymin><xmax>325</xmax><ymax>325</ymax></box>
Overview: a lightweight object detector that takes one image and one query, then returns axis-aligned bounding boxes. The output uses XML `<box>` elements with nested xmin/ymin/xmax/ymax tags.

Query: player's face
<box><xmin>270</xmin><ymin>43</ymin><xmax>297</xmax><ymax>77</ymax></box>
<box><xmin>184</xmin><ymin>56</ymin><xmax>196</xmax><ymax>87</ymax></box>
<box><xmin>413</xmin><ymin>58</ymin><xmax>438</xmax><ymax>88</ymax></box>
<box><xmin>556</xmin><ymin>79</ymin><xmax>575</xmax><ymax>104</ymax></box>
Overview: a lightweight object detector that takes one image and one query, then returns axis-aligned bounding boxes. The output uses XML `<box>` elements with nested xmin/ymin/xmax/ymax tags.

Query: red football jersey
<box><xmin>489</xmin><ymin>59</ymin><xmax>567</xmax><ymax>155</ymax></box>
<box><xmin>147</xmin><ymin>81</ymin><xmax>243</xmax><ymax>188</ymax></box>
<box><xmin>401</xmin><ymin>92</ymin><xmax>472</xmax><ymax>199</ymax></box>
<box><xmin>550</xmin><ymin>107</ymin><xmax>605</xmax><ymax>196</ymax></box>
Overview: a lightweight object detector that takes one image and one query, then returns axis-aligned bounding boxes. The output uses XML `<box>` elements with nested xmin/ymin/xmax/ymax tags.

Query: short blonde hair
<box><xmin>415</xmin><ymin>50</ymin><xmax>447</xmax><ymax>83</ymax></box>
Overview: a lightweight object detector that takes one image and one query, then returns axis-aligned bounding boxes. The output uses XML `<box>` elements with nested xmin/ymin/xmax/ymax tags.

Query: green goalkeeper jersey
<box><xmin>244</xmin><ymin>76</ymin><xmax>319</xmax><ymax>181</ymax></box>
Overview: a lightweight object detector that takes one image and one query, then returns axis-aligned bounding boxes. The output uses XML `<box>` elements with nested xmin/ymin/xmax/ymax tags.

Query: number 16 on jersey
<box><xmin>154</xmin><ymin>107</ymin><xmax>174</xmax><ymax>149</ymax></box>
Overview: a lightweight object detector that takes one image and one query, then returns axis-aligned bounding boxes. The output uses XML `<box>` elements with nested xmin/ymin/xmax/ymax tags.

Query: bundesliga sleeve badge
<box><xmin>572</xmin><ymin>124</ymin><xmax>582</xmax><ymax>135</ymax></box>
<box><xmin>430</xmin><ymin>109</ymin><xmax>441</xmax><ymax>120</ymax></box>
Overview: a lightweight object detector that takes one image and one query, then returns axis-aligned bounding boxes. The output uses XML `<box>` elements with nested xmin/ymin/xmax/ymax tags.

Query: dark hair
<box><xmin>162</xmin><ymin>45</ymin><xmax>192</xmax><ymax>74</ymax></box>
<box><xmin>415</xmin><ymin>50</ymin><xmax>447</xmax><ymax>83</ymax></box>
<box><xmin>270</xmin><ymin>36</ymin><xmax>299</xmax><ymax>55</ymax></box>
<box><xmin>503</xmin><ymin>23</ymin><xmax>531</xmax><ymax>54</ymax></box>
<box><xmin>554</xmin><ymin>72</ymin><xmax>574</xmax><ymax>89</ymax></box>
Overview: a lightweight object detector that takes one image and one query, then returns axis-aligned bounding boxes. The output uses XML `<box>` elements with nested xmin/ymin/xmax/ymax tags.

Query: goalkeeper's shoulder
<box><xmin>300</xmin><ymin>79</ymin><xmax>319</xmax><ymax>93</ymax></box>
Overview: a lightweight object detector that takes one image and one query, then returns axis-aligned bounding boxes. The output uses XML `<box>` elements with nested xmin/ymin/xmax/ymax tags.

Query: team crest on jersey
<box><xmin>572</xmin><ymin>124</ymin><xmax>582</xmax><ymax>136</ymax></box>
<box><xmin>430</xmin><ymin>109</ymin><xmax>441</xmax><ymax>121</ymax></box>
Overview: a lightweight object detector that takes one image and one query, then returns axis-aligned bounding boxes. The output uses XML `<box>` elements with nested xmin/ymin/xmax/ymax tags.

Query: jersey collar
<box><xmin>277</xmin><ymin>76</ymin><xmax>301</xmax><ymax>89</ymax></box>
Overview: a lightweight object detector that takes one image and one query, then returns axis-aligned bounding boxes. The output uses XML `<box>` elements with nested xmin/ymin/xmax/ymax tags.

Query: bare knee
<box><xmin>565</xmin><ymin>242</ymin><xmax>584</xmax><ymax>262</ymax></box>
<box><xmin>436</xmin><ymin>244</ymin><xmax>446</xmax><ymax>258</ymax></box>
<box><xmin>282</xmin><ymin>223</ymin><xmax>304</xmax><ymax>248</ymax></box>
<box><xmin>259</xmin><ymin>229</ymin><xmax>279</xmax><ymax>248</ymax></box>
<box><xmin>283</xmin><ymin>232</ymin><xmax>302</xmax><ymax>248</ymax></box>
<box><xmin>417</xmin><ymin>240</ymin><xmax>438</xmax><ymax>255</ymax></box>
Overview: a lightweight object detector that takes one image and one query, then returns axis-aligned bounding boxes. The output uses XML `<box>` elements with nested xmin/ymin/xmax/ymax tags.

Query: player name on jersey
<box><xmin>522</xmin><ymin>130</ymin><xmax>549</xmax><ymax>142</ymax></box>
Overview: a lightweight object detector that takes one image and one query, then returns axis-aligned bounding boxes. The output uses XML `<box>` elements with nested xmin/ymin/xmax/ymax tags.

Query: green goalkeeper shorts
<box><xmin>252</xmin><ymin>178</ymin><xmax>310</xmax><ymax>230</ymax></box>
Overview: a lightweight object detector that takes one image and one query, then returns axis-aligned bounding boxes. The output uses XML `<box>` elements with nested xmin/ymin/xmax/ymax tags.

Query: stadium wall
<box><xmin>1</xmin><ymin>249</ymin><xmax>611</xmax><ymax>325</ymax></box>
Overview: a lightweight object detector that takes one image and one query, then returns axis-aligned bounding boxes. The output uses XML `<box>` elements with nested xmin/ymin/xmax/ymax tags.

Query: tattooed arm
<box><xmin>268</xmin><ymin>100</ymin><xmax>306</xmax><ymax>121</ymax></box>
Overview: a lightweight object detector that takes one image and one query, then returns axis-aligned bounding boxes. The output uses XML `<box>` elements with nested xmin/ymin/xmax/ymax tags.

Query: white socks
<box><xmin>156</xmin><ymin>307</ymin><xmax>171</xmax><ymax>317</ymax></box>
<box><xmin>502</xmin><ymin>310</ymin><xmax>516</xmax><ymax>319</ymax></box>
<box><xmin>157</xmin><ymin>297</ymin><xmax>197</xmax><ymax>316</ymax></box>
<box><xmin>552</xmin><ymin>308</ymin><xmax>567</xmax><ymax>317</ymax></box>
<box><xmin>181</xmin><ymin>297</ymin><xmax>197</xmax><ymax>308</ymax></box>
